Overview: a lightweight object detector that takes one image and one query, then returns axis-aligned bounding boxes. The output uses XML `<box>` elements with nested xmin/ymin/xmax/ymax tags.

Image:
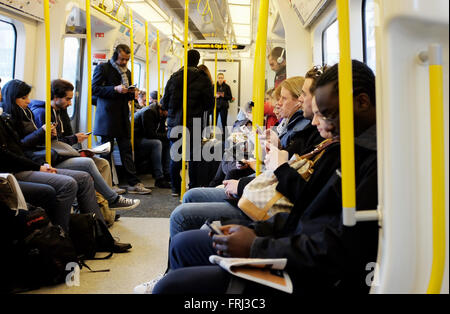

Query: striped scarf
<box><xmin>110</xmin><ymin>59</ymin><xmax>129</xmax><ymax>87</ymax></box>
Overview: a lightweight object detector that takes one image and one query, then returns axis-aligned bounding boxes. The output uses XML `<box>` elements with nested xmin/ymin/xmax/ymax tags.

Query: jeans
<box><xmin>153</xmin><ymin>229</ymin><xmax>231</xmax><ymax>294</ymax></box>
<box><xmin>135</xmin><ymin>138</ymin><xmax>170</xmax><ymax>179</ymax></box>
<box><xmin>57</xmin><ymin>156</ymin><xmax>118</xmax><ymax>204</ymax></box>
<box><xmin>18</xmin><ymin>180</ymin><xmax>57</xmax><ymax>220</ymax></box>
<box><xmin>101</xmin><ymin>137</ymin><xmax>140</xmax><ymax>186</ymax></box>
<box><xmin>14</xmin><ymin>168</ymin><xmax>103</xmax><ymax>231</ymax></box>
<box><xmin>169</xmin><ymin>187</ymin><xmax>250</xmax><ymax>238</ymax></box>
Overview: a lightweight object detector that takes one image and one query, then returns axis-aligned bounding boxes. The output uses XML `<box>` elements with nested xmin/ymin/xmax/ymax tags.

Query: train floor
<box><xmin>23</xmin><ymin>173</ymin><xmax>178</xmax><ymax>294</ymax></box>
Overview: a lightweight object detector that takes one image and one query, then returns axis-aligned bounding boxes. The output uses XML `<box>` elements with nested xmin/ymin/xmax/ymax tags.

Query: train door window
<box><xmin>0</xmin><ymin>20</ymin><xmax>17</xmax><ymax>83</ymax></box>
<box><xmin>322</xmin><ymin>19</ymin><xmax>339</xmax><ymax>66</ymax></box>
<box><xmin>363</xmin><ymin>0</ymin><xmax>376</xmax><ymax>72</ymax></box>
<box><xmin>133</xmin><ymin>62</ymin><xmax>141</xmax><ymax>88</ymax></box>
<box><xmin>62</xmin><ymin>37</ymin><xmax>82</xmax><ymax>119</ymax></box>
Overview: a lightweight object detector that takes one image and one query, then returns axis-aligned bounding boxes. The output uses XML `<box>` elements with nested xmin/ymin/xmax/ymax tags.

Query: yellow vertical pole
<box><xmin>86</xmin><ymin>0</ymin><xmax>93</xmax><ymax>148</ymax></box>
<box><xmin>252</xmin><ymin>0</ymin><xmax>269</xmax><ymax>176</ymax></box>
<box><xmin>43</xmin><ymin>0</ymin><xmax>52</xmax><ymax>165</ymax></box>
<box><xmin>337</xmin><ymin>0</ymin><xmax>356</xmax><ymax>226</ymax></box>
<box><xmin>129</xmin><ymin>8</ymin><xmax>135</xmax><ymax>151</ymax></box>
<box><xmin>145</xmin><ymin>21</ymin><xmax>149</xmax><ymax>106</ymax></box>
<box><xmin>157</xmin><ymin>30</ymin><xmax>161</xmax><ymax>104</ymax></box>
<box><xmin>180</xmin><ymin>0</ymin><xmax>189</xmax><ymax>199</ymax></box>
<box><xmin>213</xmin><ymin>52</ymin><xmax>218</xmax><ymax>139</ymax></box>
<box><xmin>427</xmin><ymin>46</ymin><xmax>446</xmax><ymax>294</ymax></box>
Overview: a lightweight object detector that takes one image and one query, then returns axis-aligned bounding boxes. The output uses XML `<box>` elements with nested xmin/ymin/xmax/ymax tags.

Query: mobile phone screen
<box><xmin>85</xmin><ymin>132</ymin><xmax>92</xmax><ymax>135</ymax></box>
<box><xmin>206</xmin><ymin>221</ymin><xmax>224</xmax><ymax>235</ymax></box>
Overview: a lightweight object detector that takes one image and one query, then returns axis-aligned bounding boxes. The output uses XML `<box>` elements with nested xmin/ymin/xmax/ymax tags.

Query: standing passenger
<box><xmin>215</xmin><ymin>73</ymin><xmax>233</xmax><ymax>133</ymax></box>
<box><xmin>161</xmin><ymin>49</ymin><xmax>215</xmax><ymax>195</ymax></box>
<box><xmin>92</xmin><ymin>44</ymin><xmax>151</xmax><ymax>195</ymax></box>
<box><xmin>268</xmin><ymin>47</ymin><xmax>287</xmax><ymax>88</ymax></box>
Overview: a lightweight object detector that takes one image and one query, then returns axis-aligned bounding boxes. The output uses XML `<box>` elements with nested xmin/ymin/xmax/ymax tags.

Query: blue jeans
<box><xmin>135</xmin><ymin>138</ymin><xmax>170</xmax><ymax>179</ymax></box>
<box><xmin>169</xmin><ymin>187</ymin><xmax>250</xmax><ymax>238</ymax></box>
<box><xmin>14</xmin><ymin>168</ymin><xmax>103</xmax><ymax>231</ymax></box>
<box><xmin>56</xmin><ymin>157</ymin><xmax>118</xmax><ymax>204</ymax></box>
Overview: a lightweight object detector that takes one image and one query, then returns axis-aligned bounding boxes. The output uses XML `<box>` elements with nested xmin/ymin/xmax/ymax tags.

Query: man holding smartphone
<box><xmin>92</xmin><ymin>44</ymin><xmax>151</xmax><ymax>194</ymax></box>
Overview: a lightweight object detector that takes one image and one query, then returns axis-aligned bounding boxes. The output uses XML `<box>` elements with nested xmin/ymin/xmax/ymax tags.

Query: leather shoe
<box><xmin>113</xmin><ymin>241</ymin><xmax>132</xmax><ymax>253</ymax></box>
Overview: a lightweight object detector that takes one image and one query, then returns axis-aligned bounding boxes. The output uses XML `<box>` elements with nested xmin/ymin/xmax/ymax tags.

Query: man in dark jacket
<box><xmin>161</xmin><ymin>49</ymin><xmax>214</xmax><ymax>195</ymax></box>
<box><xmin>215</xmin><ymin>73</ymin><xmax>233</xmax><ymax>133</ymax></box>
<box><xmin>134</xmin><ymin>102</ymin><xmax>171</xmax><ymax>188</ymax></box>
<box><xmin>92</xmin><ymin>44</ymin><xmax>151</xmax><ymax>194</ymax></box>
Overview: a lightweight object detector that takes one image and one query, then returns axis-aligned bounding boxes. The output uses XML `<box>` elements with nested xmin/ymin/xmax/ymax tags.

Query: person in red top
<box><xmin>264</xmin><ymin>88</ymin><xmax>278</xmax><ymax>129</ymax></box>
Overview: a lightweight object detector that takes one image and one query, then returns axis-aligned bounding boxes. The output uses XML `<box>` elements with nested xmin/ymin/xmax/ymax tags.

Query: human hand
<box><xmin>223</xmin><ymin>179</ymin><xmax>239</xmax><ymax>198</ymax></box>
<box><xmin>265</xmin><ymin>128</ymin><xmax>280</xmax><ymax>152</ymax></box>
<box><xmin>211</xmin><ymin>225</ymin><xmax>256</xmax><ymax>257</ymax></box>
<box><xmin>114</xmin><ymin>84</ymin><xmax>128</xmax><ymax>94</ymax></box>
<box><xmin>75</xmin><ymin>133</ymin><xmax>89</xmax><ymax>143</ymax></box>
<box><xmin>264</xmin><ymin>144</ymin><xmax>289</xmax><ymax>171</ymax></box>
<box><xmin>40</xmin><ymin>163</ymin><xmax>57</xmax><ymax>173</ymax></box>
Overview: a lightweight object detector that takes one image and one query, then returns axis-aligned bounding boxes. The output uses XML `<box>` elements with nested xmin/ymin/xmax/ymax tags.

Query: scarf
<box><xmin>110</xmin><ymin>59</ymin><xmax>129</xmax><ymax>87</ymax></box>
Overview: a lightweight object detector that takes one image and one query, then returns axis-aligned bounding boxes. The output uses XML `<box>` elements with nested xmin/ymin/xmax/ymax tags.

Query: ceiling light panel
<box><xmin>228</xmin><ymin>0</ymin><xmax>251</xmax><ymax>5</ymax></box>
<box><xmin>228</xmin><ymin>5</ymin><xmax>251</xmax><ymax>25</ymax></box>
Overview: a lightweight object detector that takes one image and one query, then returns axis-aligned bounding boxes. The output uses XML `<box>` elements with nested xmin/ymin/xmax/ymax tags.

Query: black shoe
<box><xmin>113</xmin><ymin>241</ymin><xmax>132</xmax><ymax>253</ymax></box>
<box><xmin>155</xmin><ymin>178</ymin><xmax>171</xmax><ymax>189</ymax></box>
<box><xmin>114</xmin><ymin>214</ymin><xmax>121</xmax><ymax>221</ymax></box>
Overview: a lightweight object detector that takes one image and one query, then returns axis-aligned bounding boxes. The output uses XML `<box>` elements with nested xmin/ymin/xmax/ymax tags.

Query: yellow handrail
<box><xmin>427</xmin><ymin>45</ymin><xmax>446</xmax><ymax>294</ymax></box>
<box><xmin>213</xmin><ymin>52</ymin><xmax>218</xmax><ymax>139</ymax></box>
<box><xmin>129</xmin><ymin>8</ymin><xmax>135</xmax><ymax>152</ymax></box>
<box><xmin>92</xmin><ymin>4</ymin><xmax>131</xmax><ymax>29</ymax></box>
<box><xmin>43</xmin><ymin>0</ymin><xmax>52</xmax><ymax>165</ymax></box>
<box><xmin>337</xmin><ymin>0</ymin><xmax>357</xmax><ymax>227</ymax></box>
<box><xmin>252</xmin><ymin>0</ymin><xmax>269</xmax><ymax>176</ymax></box>
<box><xmin>86</xmin><ymin>0</ymin><xmax>93</xmax><ymax>148</ymax></box>
<box><xmin>157</xmin><ymin>30</ymin><xmax>161</xmax><ymax>104</ymax></box>
<box><xmin>180</xmin><ymin>0</ymin><xmax>189</xmax><ymax>200</ymax></box>
<box><xmin>145</xmin><ymin>21</ymin><xmax>149</xmax><ymax>106</ymax></box>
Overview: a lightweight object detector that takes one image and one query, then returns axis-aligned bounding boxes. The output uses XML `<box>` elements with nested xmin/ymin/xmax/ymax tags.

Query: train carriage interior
<box><xmin>0</xmin><ymin>0</ymin><xmax>448</xmax><ymax>298</ymax></box>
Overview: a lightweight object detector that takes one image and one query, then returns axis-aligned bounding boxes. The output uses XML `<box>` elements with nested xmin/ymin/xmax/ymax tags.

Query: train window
<box><xmin>322</xmin><ymin>19</ymin><xmax>339</xmax><ymax>66</ymax></box>
<box><xmin>0</xmin><ymin>20</ymin><xmax>16</xmax><ymax>83</ymax></box>
<box><xmin>133</xmin><ymin>62</ymin><xmax>141</xmax><ymax>88</ymax></box>
<box><xmin>62</xmin><ymin>37</ymin><xmax>82</xmax><ymax>119</ymax></box>
<box><xmin>363</xmin><ymin>0</ymin><xmax>376</xmax><ymax>72</ymax></box>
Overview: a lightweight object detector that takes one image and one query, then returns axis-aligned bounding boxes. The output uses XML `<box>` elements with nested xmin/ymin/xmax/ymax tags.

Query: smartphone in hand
<box><xmin>128</xmin><ymin>84</ymin><xmax>137</xmax><ymax>92</ymax></box>
<box><xmin>85</xmin><ymin>131</ymin><xmax>92</xmax><ymax>135</ymax></box>
<box><xmin>206</xmin><ymin>221</ymin><xmax>224</xmax><ymax>235</ymax></box>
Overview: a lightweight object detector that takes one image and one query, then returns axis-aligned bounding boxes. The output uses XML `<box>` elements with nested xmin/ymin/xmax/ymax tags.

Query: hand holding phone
<box><xmin>85</xmin><ymin>131</ymin><xmax>92</xmax><ymax>135</ymax></box>
<box><xmin>206</xmin><ymin>221</ymin><xmax>224</xmax><ymax>235</ymax></box>
<box><xmin>128</xmin><ymin>84</ymin><xmax>137</xmax><ymax>92</ymax></box>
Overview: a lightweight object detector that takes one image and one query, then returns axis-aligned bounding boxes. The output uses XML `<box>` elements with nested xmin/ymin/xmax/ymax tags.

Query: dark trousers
<box><xmin>216</xmin><ymin>107</ymin><xmax>228</xmax><ymax>134</ymax></box>
<box><xmin>101</xmin><ymin>136</ymin><xmax>140</xmax><ymax>186</ymax></box>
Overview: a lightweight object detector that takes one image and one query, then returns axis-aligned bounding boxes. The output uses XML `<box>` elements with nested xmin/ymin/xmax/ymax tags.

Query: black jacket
<box><xmin>0</xmin><ymin>113</ymin><xmax>42</xmax><ymax>173</ymax></box>
<box><xmin>134</xmin><ymin>104</ymin><xmax>167</xmax><ymax>142</ymax></box>
<box><xmin>216</xmin><ymin>82</ymin><xmax>232</xmax><ymax>110</ymax></box>
<box><xmin>92</xmin><ymin>60</ymin><xmax>135</xmax><ymax>138</ymax></box>
<box><xmin>248</xmin><ymin>125</ymin><xmax>378</xmax><ymax>294</ymax></box>
<box><xmin>161</xmin><ymin>67</ymin><xmax>214</xmax><ymax>132</ymax></box>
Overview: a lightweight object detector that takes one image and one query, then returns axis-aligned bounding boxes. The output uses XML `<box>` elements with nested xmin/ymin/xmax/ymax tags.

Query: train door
<box><xmin>204</xmin><ymin>59</ymin><xmax>240</xmax><ymax>127</ymax></box>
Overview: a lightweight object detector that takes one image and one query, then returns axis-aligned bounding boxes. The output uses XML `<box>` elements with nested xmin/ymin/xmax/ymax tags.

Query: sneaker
<box><xmin>155</xmin><ymin>178</ymin><xmax>171</xmax><ymax>189</ymax></box>
<box><xmin>128</xmin><ymin>183</ymin><xmax>152</xmax><ymax>195</ymax></box>
<box><xmin>112</xmin><ymin>185</ymin><xmax>126</xmax><ymax>195</ymax></box>
<box><xmin>171</xmin><ymin>190</ymin><xmax>180</xmax><ymax>197</ymax></box>
<box><xmin>133</xmin><ymin>274</ymin><xmax>165</xmax><ymax>294</ymax></box>
<box><xmin>109</xmin><ymin>196</ymin><xmax>140</xmax><ymax>210</ymax></box>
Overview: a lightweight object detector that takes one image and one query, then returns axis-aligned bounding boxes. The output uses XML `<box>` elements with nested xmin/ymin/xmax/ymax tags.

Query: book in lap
<box><xmin>79</xmin><ymin>142</ymin><xmax>111</xmax><ymax>157</ymax></box>
<box><xmin>209</xmin><ymin>255</ymin><xmax>293</xmax><ymax>294</ymax></box>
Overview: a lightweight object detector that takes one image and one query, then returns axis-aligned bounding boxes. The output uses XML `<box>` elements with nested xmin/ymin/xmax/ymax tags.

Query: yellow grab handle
<box><xmin>427</xmin><ymin>45</ymin><xmax>446</xmax><ymax>294</ymax></box>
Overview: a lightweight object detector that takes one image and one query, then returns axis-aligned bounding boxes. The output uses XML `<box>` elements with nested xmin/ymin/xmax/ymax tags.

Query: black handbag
<box><xmin>69</xmin><ymin>213</ymin><xmax>115</xmax><ymax>260</ymax></box>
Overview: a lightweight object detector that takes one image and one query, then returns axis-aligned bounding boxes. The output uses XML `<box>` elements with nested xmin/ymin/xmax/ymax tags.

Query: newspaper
<box><xmin>209</xmin><ymin>255</ymin><xmax>293</xmax><ymax>293</ymax></box>
<box><xmin>79</xmin><ymin>142</ymin><xmax>111</xmax><ymax>155</ymax></box>
<box><xmin>0</xmin><ymin>173</ymin><xmax>28</xmax><ymax>212</ymax></box>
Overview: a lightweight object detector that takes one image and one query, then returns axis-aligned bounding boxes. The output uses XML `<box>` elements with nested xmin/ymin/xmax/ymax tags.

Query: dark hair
<box><xmin>51</xmin><ymin>79</ymin><xmax>74</xmax><ymax>99</ymax></box>
<box><xmin>112</xmin><ymin>44</ymin><xmax>131</xmax><ymax>61</ymax></box>
<box><xmin>305</xmin><ymin>65</ymin><xmax>329</xmax><ymax>94</ymax></box>
<box><xmin>315</xmin><ymin>60</ymin><xmax>376</xmax><ymax>131</ymax></box>
<box><xmin>150</xmin><ymin>91</ymin><xmax>158</xmax><ymax>100</ymax></box>
<box><xmin>187</xmin><ymin>49</ymin><xmax>201</xmax><ymax>67</ymax></box>
<box><xmin>269</xmin><ymin>46</ymin><xmax>286</xmax><ymax>60</ymax></box>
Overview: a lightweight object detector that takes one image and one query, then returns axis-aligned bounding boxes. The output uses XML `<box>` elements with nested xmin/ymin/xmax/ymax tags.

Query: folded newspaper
<box><xmin>209</xmin><ymin>255</ymin><xmax>293</xmax><ymax>293</ymax></box>
<box><xmin>0</xmin><ymin>173</ymin><xmax>28</xmax><ymax>212</ymax></box>
<box><xmin>79</xmin><ymin>142</ymin><xmax>111</xmax><ymax>155</ymax></box>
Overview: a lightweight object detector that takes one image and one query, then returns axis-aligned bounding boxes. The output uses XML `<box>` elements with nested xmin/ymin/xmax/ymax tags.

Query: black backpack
<box><xmin>69</xmin><ymin>213</ymin><xmax>115</xmax><ymax>260</ymax></box>
<box><xmin>11</xmin><ymin>208</ymin><xmax>79</xmax><ymax>292</ymax></box>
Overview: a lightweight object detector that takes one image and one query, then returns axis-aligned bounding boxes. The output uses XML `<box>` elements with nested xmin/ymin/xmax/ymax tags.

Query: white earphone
<box><xmin>277</xmin><ymin>48</ymin><xmax>286</xmax><ymax>64</ymax></box>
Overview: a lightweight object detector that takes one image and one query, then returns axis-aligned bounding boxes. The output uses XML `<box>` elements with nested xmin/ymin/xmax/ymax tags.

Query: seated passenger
<box><xmin>136</xmin><ymin>59</ymin><xmax>378</xmax><ymax>295</ymax></box>
<box><xmin>264</xmin><ymin>88</ymin><xmax>277</xmax><ymax>129</ymax></box>
<box><xmin>134</xmin><ymin>97</ymin><xmax>171</xmax><ymax>188</ymax></box>
<box><xmin>1</xmin><ymin>79</ymin><xmax>139</xmax><ymax>211</ymax></box>
<box><xmin>168</xmin><ymin>68</ymin><xmax>328</xmax><ymax>237</ymax></box>
<box><xmin>168</xmin><ymin>72</ymin><xmax>341</xmax><ymax>238</ymax></box>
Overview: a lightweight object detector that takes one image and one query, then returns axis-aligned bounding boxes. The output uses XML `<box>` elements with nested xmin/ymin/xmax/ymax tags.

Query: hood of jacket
<box><xmin>0</xmin><ymin>79</ymin><xmax>25</xmax><ymax>119</ymax></box>
<box><xmin>28</xmin><ymin>99</ymin><xmax>46</xmax><ymax>111</ymax></box>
